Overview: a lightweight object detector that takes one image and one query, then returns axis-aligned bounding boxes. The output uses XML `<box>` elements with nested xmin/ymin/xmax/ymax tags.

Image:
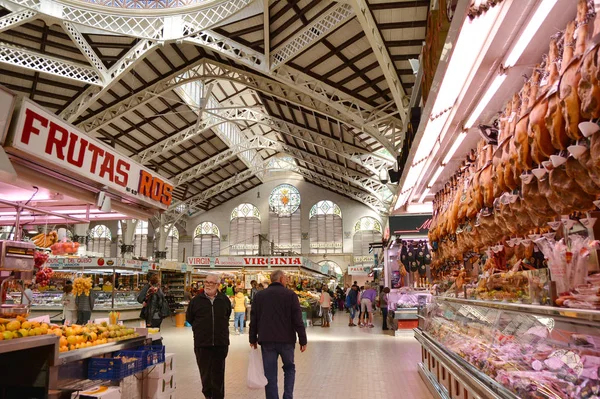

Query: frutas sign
<box><xmin>4</xmin><ymin>99</ymin><xmax>174</xmax><ymax>210</ymax></box>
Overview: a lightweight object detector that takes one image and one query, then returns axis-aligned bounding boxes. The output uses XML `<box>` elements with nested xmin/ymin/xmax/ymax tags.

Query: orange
<box><xmin>60</xmin><ymin>336</ymin><xmax>68</xmax><ymax>347</ymax></box>
<box><xmin>67</xmin><ymin>335</ymin><xmax>77</xmax><ymax>346</ymax></box>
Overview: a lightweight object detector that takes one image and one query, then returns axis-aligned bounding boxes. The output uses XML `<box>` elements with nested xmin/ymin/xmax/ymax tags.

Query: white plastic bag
<box><xmin>247</xmin><ymin>348</ymin><xmax>268</xmax><ymax>389</ymax></box>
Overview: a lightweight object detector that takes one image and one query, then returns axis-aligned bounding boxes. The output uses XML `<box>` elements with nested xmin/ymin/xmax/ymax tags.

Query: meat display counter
<box><xmin>415</xmin><ymin>296</ymin><xmax>600</xmax><ymax>399</ymax></box>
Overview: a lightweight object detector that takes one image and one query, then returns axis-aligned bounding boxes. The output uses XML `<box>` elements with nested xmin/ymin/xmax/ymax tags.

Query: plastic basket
<box><xmin>138</xmin><ymin>344</ymin><xmax>165</xmax><ymax>365</ymax></box>
<box><xmin>88</xmin><ymin>356</ymin><xmax>143</xmax><ymax>380</ymax></box>
<box><xmin>114</xmin><ymin>350</ymin><xmax>154</xmax><ymax>369</ymax></box>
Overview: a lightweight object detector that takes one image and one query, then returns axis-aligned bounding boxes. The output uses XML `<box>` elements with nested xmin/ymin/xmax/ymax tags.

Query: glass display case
<box><xmin>416</xmin><ymin>297</ymin><xmax>600</xmax><ymax>399</ymax></box>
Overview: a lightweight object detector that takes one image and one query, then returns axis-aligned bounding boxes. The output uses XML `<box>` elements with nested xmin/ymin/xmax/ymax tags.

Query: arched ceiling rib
<box><xmin>0</xmin><ymin>0</ymin><xmax>429</xmax><ymax>216</ymax></box>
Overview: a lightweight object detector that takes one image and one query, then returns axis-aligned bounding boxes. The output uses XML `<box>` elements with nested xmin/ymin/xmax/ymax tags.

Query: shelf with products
<box><xmin>416</xmin><ymin>297</ymin><xmax>600</xmax><ymax>399</ymax></box>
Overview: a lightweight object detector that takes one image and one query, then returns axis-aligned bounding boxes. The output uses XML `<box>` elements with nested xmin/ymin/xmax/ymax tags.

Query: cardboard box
<box><xmin>147</xmin><ymin>353</ymin><xmax>175</xmax><ymax>379</ymax></box>
<box><xmin>146</xmin><ymin>375</ymin><xmax>176</xmax><ymax>399</ymax></box>
<box><xmin>119</xmin><ymin>374</ymin><xmax>143</xmax><ymax>399</ymax></box>
<box><xmin>72</xmin><ymin>386</ymin><xmax>121</xmax><ymax>399</ymax></box>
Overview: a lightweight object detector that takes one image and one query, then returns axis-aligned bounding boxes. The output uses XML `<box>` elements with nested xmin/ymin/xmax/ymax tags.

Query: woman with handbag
<box><xmin>140</xmin><ymin>274</ymin><xmax>170</xmax><ymax>328</ymax></box>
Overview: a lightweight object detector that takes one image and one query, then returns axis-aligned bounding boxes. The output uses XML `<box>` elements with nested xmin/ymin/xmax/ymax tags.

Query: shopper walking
<box><xmin>250</xmin><ymin>270</ymin><xmax>307</xmax><ymax>399</ymax></box>
<box><xmin>233</xmin><ymin>288</ymin><xmax>247</xmax><ymax>334</ymax></box>
<box><xmin>75</xmin><ymin>290</ymin><xmax>94</xmax><ymax>325</ymax></box>
<box><xmin>346</xmin><ymin>285</ymin><xmax>359</xmax><ymax>326</ymax></box>
<box><xmin>186</xmin><ymin>274</ymin><xmax>232</xmax><ymax>399</ymax></box>
<box><xmin>380</xmin><ymin>287</ymin><xmax>390</xmax><ymax>330</ymax></box>
<box><xmin>360</xmin><ymin>284</ymin><xmax>377</xmax><ymax>328</ymax></box>
<box><xmin>319</xmin><ymin>288</ymin><xmax>331</xmax><ymax>327</ymax></box>
<box><xmin>61</xmin><ymin>285</ymin><xmax>76</xmax><ymax>325</ymax></box>
<box><xmin>140</xmin><ymin>274</ymin><xmax>169</xmax><ymax>328</ymax></box>
<box><xmin>22</xmin><ymin>282</ymin><xmax>34</xmax><ymax>306</ymax></box>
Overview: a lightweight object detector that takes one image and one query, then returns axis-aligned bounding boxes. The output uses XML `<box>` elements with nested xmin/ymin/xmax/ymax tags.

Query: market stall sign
<box><xmin>389</xmin><ymin>214</ymin><xmax>432</xmax><ymax>235</ymax></box>
<box><xmin>46</xmin><ymin>257</ymin><xmax>117</xmax><ymax>267</ymax></box>
<box><xmin>353</xmin><ymin>256</ymin><xmax>373</xmax><ymax>263</ymax></box>
<box><xmin>4</xmin><ymin>99</ymin><xmax>174</xmax><ymax>210</ymax></box>
<box><xmin>186</xmin><ymin>256</ymin><xmax>303</xmax><ymax>267</ymax></box>
<box><xmin>348</xmin><ymin>265</ymin><xmax>371</xmax><ymax>275</ymax></box>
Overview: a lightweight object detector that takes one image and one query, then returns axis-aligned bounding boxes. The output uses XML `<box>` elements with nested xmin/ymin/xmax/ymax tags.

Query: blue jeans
<box><xmin>234</xmin><ymin>312</ymin><xmax>245</xmax><ymax>333</ymax></box>
<box><xmin>261</xmin><ymin>342</ymin><xmax>295</xmax><ymax>399</ymax></box>
<box><xmin>349</xmin><ymin>305</ymin><xmax>357</xmax><ymax>320</ymax></box>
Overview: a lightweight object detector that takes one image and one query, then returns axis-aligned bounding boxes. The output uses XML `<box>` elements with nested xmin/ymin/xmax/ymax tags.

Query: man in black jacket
<box><xmin>250</xmin><ymin>270</ymin><xmax>307</xmax><ymax>399</ymax></box>
<box><xmin>186</xmin><ymin>274</ymin><xmax>232</xmax><ymax>399</ymax></box>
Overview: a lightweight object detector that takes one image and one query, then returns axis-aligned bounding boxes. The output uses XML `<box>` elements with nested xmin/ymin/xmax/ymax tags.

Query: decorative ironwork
<box><xmin>0</xmin><ymin>9</ymin><xmax>37</xmax><ymax>34</ymax></box>
<box><xmin>80</xmin><ymin>0</ymin><xmax>209</xmax><ymax>9</ymax></box>
<box><xmin>154</xmin><ymin>250</ymin><xmax>167</xmax><ymax>259</ymax></box>
<box><xmin>270</xmin><ymin>3</ymin><xmax>355</xmax><ymax>70</ymax></box>
<box><xmin>267</xmin><ymin>155</ymin><xmax>296</xmax><ymax>171</ymax></box>
<box><xmin>0</xmin><ymin>41</ymin><xmax>102</xmax><ymax>85</ymax></box>
<box><xmin>269</xmin><ymin>184</ymin><xmax>301</xmax><ymax>217</ymax></box>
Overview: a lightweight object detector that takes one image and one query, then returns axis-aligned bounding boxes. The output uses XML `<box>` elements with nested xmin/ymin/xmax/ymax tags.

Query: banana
<box><xmin>31</xmin><ymin>233</ymin><xmax>44</xmax><ymax>240</ymax></box>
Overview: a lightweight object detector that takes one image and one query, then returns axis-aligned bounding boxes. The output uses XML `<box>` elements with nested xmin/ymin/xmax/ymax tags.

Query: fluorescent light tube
<box><xmin>465</xmin><ymin>74</ymin><xmax>506</xmax><ymax>129</ymax></box>
<box><xmin>428</xmin><ymin>165</ymin><xmax>445</xmax><ymax>188</ymax></box>
<box><xmin>443</xmin><ymin>132</ymin><xmax>468</xmax><ymax>164</ymax></box>
<box><xmin>419</xmin><ymin>188</ymin><xmax>430</xmax><ymax>203</ymax></box>
<box><xmin>503</xmin><ymin>0</ymin><xmax>558</xmax><ymax>68</ymax></box>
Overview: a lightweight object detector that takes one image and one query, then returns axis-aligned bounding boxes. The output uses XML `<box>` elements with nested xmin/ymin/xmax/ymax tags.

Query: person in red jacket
<box><xmin>250</xmin><ymin>270</ymin><xmax>307</xmax><ymax>399</ymax></box>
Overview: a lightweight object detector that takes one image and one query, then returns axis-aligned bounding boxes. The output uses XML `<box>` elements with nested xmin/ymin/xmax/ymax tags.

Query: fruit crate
<box><xmin>88</xmin><ymin>356</ymin><xmax>143</xmax><ymax>380</ymax></box>
<box><xmin>114</xmin><ymin>350</ymin><xmax>155</xmax><ymax>369</ymax></box>
<box><xmin>138</xmin><ymin>344</ymin><xmax>165</xmax><ymax>365</ymax></box>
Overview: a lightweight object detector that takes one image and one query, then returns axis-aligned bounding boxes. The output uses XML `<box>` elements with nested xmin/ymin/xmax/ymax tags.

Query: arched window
<box><xmin>165</xmin><ymin>226</ymin><xmax>179</xmax><ymax>261</ymax></box>
<box><xmin>193</xmin><ymin>222</ymin><xmax>221</xmax><ymax>256</ymax></box>
<box><xmin>309</xmin><ymin>200</ymin><xmax>342</xmax><ymax>254</ymax></box>
<box><xmin>133</xmin><ymin>221</ymin><xmax>149</xmax><ymax>258</ymax></box>
<box><xmin>269</xmin><ymin>184</ymin><xmax>301</xmax><ymax>253</ymax></box>
<box><xmin>0</xmin><ymin>226</ymin><xmax>15</xmax><ymax>240</ymax></box>
<box><xmin>230</xmin><ymin>204</ymin><xmax>260</xmax><ymax>255</ymax></box>
<box><xmin>88</xmin><ymin>225</ymin><xmax>112</xmax><ymax>257</ymax></box>
<box><xmin>353</xmin><ymin>217</ymin><xmax>382</xmax><ymax>266</ymax></box>
<box><xmin>318</xmin><ymin>260</ymin><xmax>342</xmax><ymax>276</ymax></box>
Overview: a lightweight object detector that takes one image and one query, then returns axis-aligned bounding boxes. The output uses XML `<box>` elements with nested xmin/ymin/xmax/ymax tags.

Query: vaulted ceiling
<box><xmin>0</xmin><ymin>0</ymin><xmax>429</xmax><ymax>228</ymax></box>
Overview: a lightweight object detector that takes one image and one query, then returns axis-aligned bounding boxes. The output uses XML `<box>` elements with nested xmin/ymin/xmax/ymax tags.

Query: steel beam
<box><xmin>136</xmin><ymin>105</ymin><xmax>393</xmax><ymax>175</ymax></box>
<box><xmin>77</xmin><ymin>59</ymin><xmax>398</xmax><ymax>155</ymax></box>
<box><xmin>62</xmin><ymin>21</ymin><xmax>107</xmax><ymax>81</ymax></box>
<box><xmin>0</xmin><ymin>41</ymin><xmax>102</xmax><ymax>85</ymax></box>
<box><xmin>59</xmin><ymin>39</ymin><xmax>158</xmax><ymax>122</ymax></box>
<box><xmin>2</xmin><ymin>0</ymin><xmax>252</xmax><ymax>40</ymax></box>
<box><xmin>270</xmin><ymin>3</ymin><xmax>354</xmax><ymax>70</ymax></box>
<box><xmin>350</xmin><ymin>0</ymin><xmax>409</xmax><ymax>133</ymax></box>
<box><xmin>0</xmin><ymin>9</ymin><xmax>37</xmax><ymax>34</ymax></box>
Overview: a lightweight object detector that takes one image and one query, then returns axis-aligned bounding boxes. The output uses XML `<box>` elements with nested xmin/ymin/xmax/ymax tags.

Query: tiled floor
<box><xmin>160</xmin><ymin>313</ymin><xmax>433</xmax><ymax>399</ymax></box>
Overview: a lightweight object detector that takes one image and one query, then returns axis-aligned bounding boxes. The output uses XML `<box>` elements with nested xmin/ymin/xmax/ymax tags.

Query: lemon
<box><xmin>6</xmin><ymin>321</ymin><xmax>20</xmax><ymax>332</ymax></box>
<box><xmin>3</xmin><ymin>331</ymin><xmax>13</xmax><ymax>340</ymax></box>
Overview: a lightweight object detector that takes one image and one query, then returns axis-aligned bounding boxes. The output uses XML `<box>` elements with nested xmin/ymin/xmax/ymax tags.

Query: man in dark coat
<box><xmin>250</xmin><ymin>270</ymin><xmax>307</xmax><ymax>399</ymax></box>
<box><xmin>186</xmin><ymin>274</ymin><xmax>232</xmax><ymax>399</ymax></box>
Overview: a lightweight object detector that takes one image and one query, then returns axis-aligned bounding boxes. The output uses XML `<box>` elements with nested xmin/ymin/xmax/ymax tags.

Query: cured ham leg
<box><xmin>514</xmin><ymin>81</ymin><xmax>533</xmax><ymax>176</ymax></box>
<box><xmin>528</xmin><ymin>63</ymin><xmax>555</xmax><ymax>164</ymax></box>
<box><xmin>504</xmin><ymin>94</ymin><xmax>521</xmax><ymax>190</ymax></box>
<box><xmin>545</xmin><ymin>29</ymin><xmax>570</xmax><ymax>151</ymax></box>
<box><xmin>578</xmin><ymin>2</ymin><xmax>600</xmax><ymax>119</ymax></box>
<box><xmin>559</xmin><ymin>0</ymin><xmax>590</xmax><ymax>141</ymax></box>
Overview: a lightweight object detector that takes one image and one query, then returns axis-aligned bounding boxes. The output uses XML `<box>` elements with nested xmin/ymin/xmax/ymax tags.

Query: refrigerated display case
<box><xmin>416</xmin><ymin>297</ymin><xmax>600</xmax><ymax>399</ymax></box>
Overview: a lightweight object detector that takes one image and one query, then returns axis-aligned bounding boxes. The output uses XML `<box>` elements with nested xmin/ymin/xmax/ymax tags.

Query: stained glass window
<box><xmin>193</xmin><ymin>222</ymin><xmax>220</xmax><ymax>256</ymax></box>
<box><xmin>230</xmin><ymin>203</ymin><xmax>261</xmax><ymax>221</ymax></box>
<box><xmin>309</xmin><ymin>201</ymin><xmax>343</xmax><ymax>254</ymax></box>
<box><xmin>88</xmin><ymin>224</ymin><xmax>112</xmax><ymax>257</ymax></box>
<box><xmin>354</xmin><ymin>217</ymin><xmax>382</xmax><ymax>233</ymax></box>
<box><xmin>230</xmin><ymin>204</ymin><xmax>260</xmax><ymax>255</ymax></box>
<box><xmin>269</xmin><ymin>184</ymin><xmax>301</xmax><ymax>217</ymax></box>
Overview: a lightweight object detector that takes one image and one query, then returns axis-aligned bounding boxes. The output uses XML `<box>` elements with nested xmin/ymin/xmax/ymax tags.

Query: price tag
<box><xmin>29</xmin><ymin>315</ymin><xmax>51</xmax><ymax>324</ymax></box>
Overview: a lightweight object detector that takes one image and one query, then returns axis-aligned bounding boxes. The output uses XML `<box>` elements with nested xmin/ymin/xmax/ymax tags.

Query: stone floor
<box><xmin>159</xmin><ymin>311</ymin><xmax>433</xmax><ymax>399</ymax></box>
